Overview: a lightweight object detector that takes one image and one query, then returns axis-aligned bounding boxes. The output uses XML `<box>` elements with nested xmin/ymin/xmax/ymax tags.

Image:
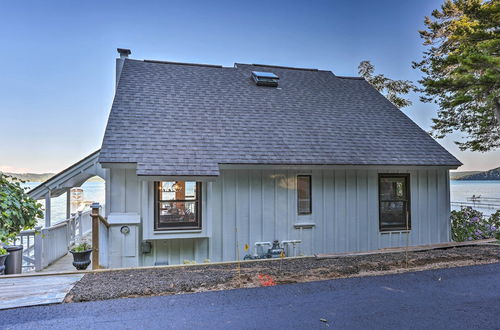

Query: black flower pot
<box><xmin>0</xmin><ymin>253</ymin><xmax>10</xmax><ymax>275</ymax></box>
<box><xmin>70</xmin><ymin>249</ymin><xmax>92</xmax><ymax>270</ymax></box>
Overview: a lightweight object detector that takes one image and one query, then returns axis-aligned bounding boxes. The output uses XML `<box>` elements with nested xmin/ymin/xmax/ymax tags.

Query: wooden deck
<box><xmin>0</xmin><ymin>250</ymin><xmax>89</xmax><ymax>309</ymax></box>
<box><xmin>41</xmin><ymin>252</ymin><xmax>92</xmax><ymax>273</ymax></box>
<box><xmin>0</xmin><ymin>274</ymin><xmax>83</xmax><ymax>310</ymax></box>
<box><xmin>29</xmin><ymin>229</ymin><xmax>93</xmax><ymax>274</ymax></box>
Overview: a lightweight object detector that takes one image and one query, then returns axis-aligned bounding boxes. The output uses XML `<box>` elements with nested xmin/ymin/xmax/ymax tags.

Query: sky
<box><xmin>0</xmin><ymin>0</ymin><xmax>498</xmax><ymax>173</ymax></box>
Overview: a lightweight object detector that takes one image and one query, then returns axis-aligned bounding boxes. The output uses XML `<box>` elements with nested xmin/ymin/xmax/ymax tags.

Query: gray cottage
<box><xmin>91</xmin><ymin>49</ymin><xmax>461</xmax><ymax>268</ymax></box>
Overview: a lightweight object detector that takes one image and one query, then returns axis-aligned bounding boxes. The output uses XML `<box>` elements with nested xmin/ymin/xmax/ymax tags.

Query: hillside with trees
<box><xmin>450</xmin><ymin>171</ymin><xmax>481</xmax><ymax>180</ymax></box>
<box><xmin>457</xmin><ymin>167</ymin><xmax>500</xmax><ymax>180</ymax></box>
<box><xmin>1</xmin><ymin>172</ymin><xmax>55</xmax><ymax>182</ymax></box>
<box><xmin>1</xmin><ymin>172</ymin><xmax>104</xmax><ymax>183</ymax></box>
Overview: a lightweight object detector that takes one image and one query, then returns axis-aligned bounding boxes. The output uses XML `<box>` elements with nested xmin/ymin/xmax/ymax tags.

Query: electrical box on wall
<box><xmin>141</xmin><ymin>241</ymin><xmax>152</xmax><ymax>254</ymax></box>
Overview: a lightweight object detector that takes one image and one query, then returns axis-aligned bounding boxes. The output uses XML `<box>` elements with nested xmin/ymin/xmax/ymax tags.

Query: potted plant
<box><xmin>70</xmin><ymin>242</ymin><xmax>92</xmax><ymax>270</ymax></box>
<box><xmin>0</xmin><ymin>173</ymin><xmax>43</xmax><ymax>274</ymax></box>
<box><xmin>0</xmin><ymin>247</ymin><xmax>9</xmax><ymax>275</ymax></box>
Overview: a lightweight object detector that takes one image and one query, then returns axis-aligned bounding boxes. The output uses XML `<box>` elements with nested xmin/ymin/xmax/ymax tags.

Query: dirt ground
<box><xmin>65</xmin><ymin>244</ymin><xmax>500</xmax><ymax>303</ymax></box>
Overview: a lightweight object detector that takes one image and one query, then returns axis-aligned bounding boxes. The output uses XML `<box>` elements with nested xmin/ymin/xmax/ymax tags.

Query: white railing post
<box><xmin>68</xmin><ymin>216</ymin><xmax>73</xmax><ymax>245</ymax></box>
<box><xmin>77</xmin><ymin>211</ymin><xmax>83</xmax><ymax>238</ymax></box>
<box><xmin>71</xmin><ymin>213</ymin><xmax>76</xmax><ymax>243</ymax></box>
<box><xmin>44</xmin><ymin>192</ymin><xmax>51</xmax><ymax>228</ymax></box>
<box><xmin>34</xmin><ymin>226</ymin><xmax>43</xmax><ymax>271</ymax></box>
<box><xmin>66</xmin><ymin>218</ymin><xmax>71</xmax><ymax>248</ymax></box>
<box><xmin>40</xmin><ymin>228</ymin><xmax>49</xmax><ymax>269</ymax></box>
<box><xmin>66</xmin><ymin>190</ymin><xmax>71</xmax><ymax>220</ymax></box>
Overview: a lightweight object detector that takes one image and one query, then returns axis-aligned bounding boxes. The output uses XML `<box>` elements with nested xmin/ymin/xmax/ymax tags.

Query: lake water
<box><xmin>23</xmin><ymin>181</ymin><xmax>105</xmax><ymax>226</ymax></box>
<box><xmin>450</xmin><ymin>180</ymin><xmax>500</xmax><ymax>216</ymax></box>
<box><xmin>24</xmin><ymin>180</ymin><xmax>500</xmax><ymax>226</ymax></box>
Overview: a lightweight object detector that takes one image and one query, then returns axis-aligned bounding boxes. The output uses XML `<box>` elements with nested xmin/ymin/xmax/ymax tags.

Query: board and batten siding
<box><xmin>143</xmin><ymin>167</ymin><xmax>451</xmax><ymax>265</ymax></box>
<box><xmin>106</xmin><ymin>168</ymin><xmax>142</xmax><ymax>268</ymax></box>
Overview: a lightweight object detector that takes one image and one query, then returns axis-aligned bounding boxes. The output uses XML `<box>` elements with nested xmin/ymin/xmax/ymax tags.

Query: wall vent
<box><xmin>251</xmin><ymin>71</ymin><xmax>279</xmax><ymax>87</ymax></box>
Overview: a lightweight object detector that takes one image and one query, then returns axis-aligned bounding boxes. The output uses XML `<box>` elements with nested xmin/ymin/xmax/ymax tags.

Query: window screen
<box><xmin>379</xmin><ymin>174</ymin><xmax>411</xmax><ymax>231</ymax></box>
<box><xmin>155</xmin><ymin>181</ymin><xmax>201</xmax><ymax>230</ymax></box>
<box><xmin>297</xmin><ymin>175</ymin><xmax>312</xmax><ymax>215</ymax></box>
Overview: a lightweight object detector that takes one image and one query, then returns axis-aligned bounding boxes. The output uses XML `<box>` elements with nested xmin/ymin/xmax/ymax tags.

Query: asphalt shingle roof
<box><xmin>99</xmin><ymin>59</ymin><xmax>461</xmax><ymax>176</ymax></box>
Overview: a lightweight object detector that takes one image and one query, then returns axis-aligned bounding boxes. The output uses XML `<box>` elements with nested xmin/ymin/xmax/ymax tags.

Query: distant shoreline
<box><xmin>451</xmin><ymin>167</ymin><xmax>499</xmax><ymax>181</ymax></box>
<box><xmin>2</xmin><ymin>172</ymin><xmax>104</xmax><ymax>183</ymax></box>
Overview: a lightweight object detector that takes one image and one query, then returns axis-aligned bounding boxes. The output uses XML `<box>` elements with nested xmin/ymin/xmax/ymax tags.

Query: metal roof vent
<box><xmin>251</xmin><ymin>71</ymin><xmax>279</xmax><ymax>87</ymax></box>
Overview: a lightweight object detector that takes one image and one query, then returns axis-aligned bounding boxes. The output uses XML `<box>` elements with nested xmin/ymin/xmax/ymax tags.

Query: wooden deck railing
<box><xmin>16</xmin><ymin>227</ymin><xmax>39</xmax><ymax>271</ymax></box>
<box><xmin>16</xmin><ymin>205</ymin><xmax>103</xmax><ymax>272</ymax></box>
<box><xmin>90</xmin><ymin>203</ymin><xmax>109</xmax><ymax>270</ymax></box>
<box><xmin>38</xmin><ymin>221</ymin><xmax>70</xmax><ymax>269</ymax></box>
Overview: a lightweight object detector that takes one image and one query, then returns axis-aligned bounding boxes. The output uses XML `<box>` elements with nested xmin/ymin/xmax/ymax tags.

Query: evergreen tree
<box><xmin>413</xmin><ymin>0</ymin><xmax>500</xmax><ymax>151</ymax></box>
<box><xmin>358</xmin><ymin>61</ymin><xmax>416</xmax><ymax>109</ymax></box>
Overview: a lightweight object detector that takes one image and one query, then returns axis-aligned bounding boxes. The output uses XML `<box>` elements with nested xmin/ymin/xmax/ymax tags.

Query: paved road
<box><xmin>2</xmin><ymin>263</ymin><xmax>499</xmax><ymax>330</ymax></box>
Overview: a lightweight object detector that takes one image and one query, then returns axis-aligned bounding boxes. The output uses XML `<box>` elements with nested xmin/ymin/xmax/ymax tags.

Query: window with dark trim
<box><xmin>154</xmin><ymin>181</ymin><xmax>202</xmax><ymax>230</ymax></box>
<box><xmin>379</xmin><ymin>174</ymin><xmax>411</xmax><ymax>231</ymax></box>
<box><xmin>297</xmin><ymin>175</ymin><xmax>312</xmax><ymax>215</ymax></box>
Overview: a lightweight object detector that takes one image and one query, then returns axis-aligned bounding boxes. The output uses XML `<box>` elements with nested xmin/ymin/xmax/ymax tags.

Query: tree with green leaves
<box><xmin>358</xmin><ymin>60</ymin><xmax>416</xmax><ymax>109</ymax></box>
<box><xmin>413</xmin><ymin>0</ymin><xmax>500</xmax><ymax>151</ymax></box>
<box><xmin>0</xmin><ymin>173</ymin><xmax>43</xmax><ymax>244</ymax></box>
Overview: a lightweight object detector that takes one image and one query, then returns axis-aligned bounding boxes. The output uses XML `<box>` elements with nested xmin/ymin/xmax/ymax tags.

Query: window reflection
<box><xmin>155</xmin><ymin>181</ymin><xmax>201</xmax><ymax>230</ymax></box>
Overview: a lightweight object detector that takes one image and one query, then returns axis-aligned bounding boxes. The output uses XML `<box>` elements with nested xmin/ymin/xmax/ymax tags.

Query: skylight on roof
<box><xmin>251</xmin><ymin>71</ymin><xmax>279</xmax><ymax>87</ymax></box>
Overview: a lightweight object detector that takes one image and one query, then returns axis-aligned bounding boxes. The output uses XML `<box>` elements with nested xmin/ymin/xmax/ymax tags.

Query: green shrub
<box><xmin>451</xmin><ymin>207</ymin><xmax>500</xmax><ymax>242</ymax></box>
<box><xmin>0</xmin><ymin>247</ymin><xmax>7</xmax><ymax>255</ymax></box>
<box><xmin>71</xmin><ymin>242</ymin><xmax>92</xmax><ymax>252</ymax></box>
<box><xmin>0</xmin><ymin>173</ymin><xmax>43</xmax><ymax>243</ymax></box>
<box><xmin>488</xmin><ymin>210</ymin><xmax>500</xmax><ymax>239</ymax></box>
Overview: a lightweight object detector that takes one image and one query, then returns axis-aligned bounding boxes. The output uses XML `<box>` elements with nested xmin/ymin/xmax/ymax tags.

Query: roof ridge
<box><xmin>236</xmin><ymin>63</ymin><xmax>319</xmax><ymax>72</ymax></box>
<box><xmin>336</xmin><ymin>75</ymin><xmax>365</xmax><ymax>80</ymax></box>
<box><xmin>143</xmin><ymin>59</ymin><xmax>223</xmax><ymax>68</ymax></box>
